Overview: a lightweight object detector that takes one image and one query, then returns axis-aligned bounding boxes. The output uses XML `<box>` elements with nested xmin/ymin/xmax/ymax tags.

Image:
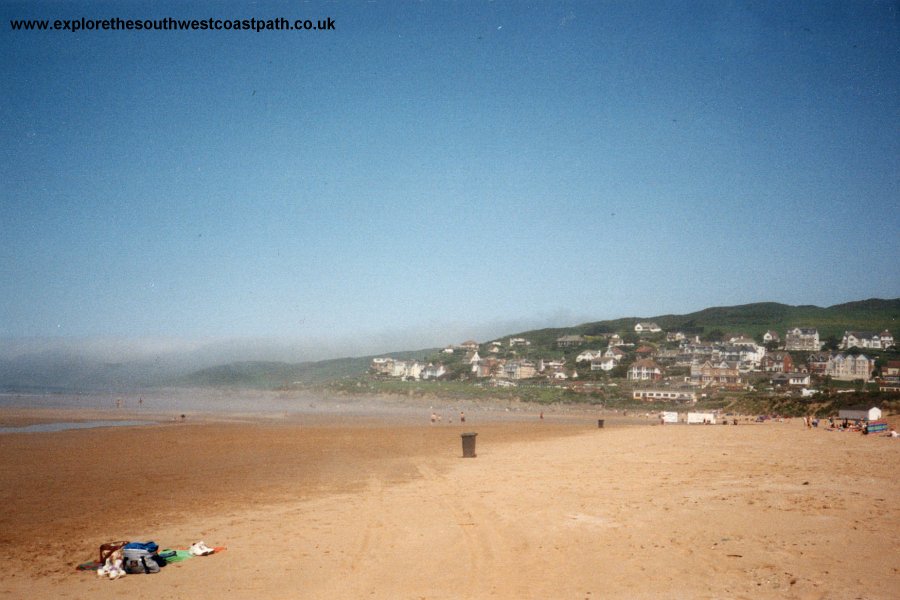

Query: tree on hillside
<box><xmin>706</xmin><ymin>329</ymin><xmax>725</xmax><ymax>342</ymax></box>
<box><xmin>609</xmin><ymin>364</ymin><xmax>628</xmax><ymax>379</ymax></box>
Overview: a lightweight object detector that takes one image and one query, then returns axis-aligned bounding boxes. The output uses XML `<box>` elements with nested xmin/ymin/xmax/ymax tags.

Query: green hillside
<box><xmin>176</xmin><ymin>298</ymin><xmax>899</xmax><ymax>388</ymax></box>
<box><xmin>177</xmin><ymin>349</ymin><xmax>436</xmax><ymax>388</ymax></box>
<box><xmin>506</xmin><ymin>298</ymin><xmax>899</xmax><ymax>346</ymax></box>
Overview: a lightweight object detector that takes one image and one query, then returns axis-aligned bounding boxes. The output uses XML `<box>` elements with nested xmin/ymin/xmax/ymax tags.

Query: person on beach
<box><xmin>430</xmin><ymin>412</ymin><xmax>437</xmax><ymax>424</ymax></box>
<box><xmin>460</xmin><ymin>411</ymin><xmax>466</xmax><ymax>423</ymax></box>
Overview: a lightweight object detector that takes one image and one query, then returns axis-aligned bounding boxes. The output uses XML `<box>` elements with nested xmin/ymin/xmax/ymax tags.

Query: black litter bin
<box><xmin>597</xmin><ymin>419</ymin><xmax>604</xmax><ymax>428</ymax></box>
<box><xmin>461</xmin><ymin>432</ymin><xmax>477</xmax><ymax>457</ymax></box>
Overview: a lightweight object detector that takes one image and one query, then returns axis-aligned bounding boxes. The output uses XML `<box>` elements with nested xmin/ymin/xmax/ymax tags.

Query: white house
<box><xmin>390</xmin><ymin>360</ymin><xmax>423</xmax><ymax>380</ymax></box>
<box><xmin>634</xmin><ymin>322</ymin><xmax>662</xmax><ymax>333</ymax></box>
<box><xmin>841</xmin><ymin>330</ymin><xmax>894</xmax><ymax>350</ymax></box>
<box><xmin>785</xmin><ymin>328</ymin><xmax>821</xmax><ymax>351</ymax></box>
<box><xmin>421</xmin><ymin>364</ymin><xmax>447</xmax><ymax>380</ymax></box>
<box><xmin>460</xmin><ymin>340</ymin><xmax>480</xmax><ymax>350</ymax></box>
<box><xmin>591</xmin><ymin>356</ymin><xmax>619</xmax><ymax>371</ymax></box>
<box><xmin>787</xmin><ymin>372</ymin><xmax>811</xmax><ymax>386</ymax></box>
<box><xmin>370</xmin><ymin>357</ymin><xmax>394</xmax><ymax>375</ymax></box>
<box><xmin>771</xmin><ymin>372</ymin><xmax>811</xmax><ymax>387</ymax></box>
<box><xmin>628</xmin><ymin>359</ymin><xmax>663</xmax><ymax>381</ymax></box>
<box><xmin>604</xmin><ymin>347</ymin><xmax>626</xmax><ymax>360</ymax></box>
<box><xmin>576</xmin><ymin>350</ymin><xmax>601</xmax><ymax>362</ymax></box>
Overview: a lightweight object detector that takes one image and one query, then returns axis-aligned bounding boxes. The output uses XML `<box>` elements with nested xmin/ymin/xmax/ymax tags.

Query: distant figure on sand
<box><xmin>460</xmin><ymin>411</ymin><xmax>466</xmax><ymax>423</ymax></box>
<box><xmin>540</xmin><ymin>411</ymin><xmax>544</xmax><ymax>420</ymax></box>
<box><xmin>431</xmin><ymin>412</ymin><xmax>437</xmax><ymax>424</ymax></box>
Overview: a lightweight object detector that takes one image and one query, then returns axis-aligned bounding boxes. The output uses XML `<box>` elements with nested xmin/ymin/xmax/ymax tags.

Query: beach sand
<box><xmin>0</xmin><ymin>405</ymin><xmax>897</xmax><ymax>599</ymax></box>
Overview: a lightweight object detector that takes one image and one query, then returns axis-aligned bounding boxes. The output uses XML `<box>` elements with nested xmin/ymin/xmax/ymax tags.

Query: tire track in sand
<box><xmin>416</xmin><ymin>463</ymin><xmax>500</xmax><ymax>598</ymax></box>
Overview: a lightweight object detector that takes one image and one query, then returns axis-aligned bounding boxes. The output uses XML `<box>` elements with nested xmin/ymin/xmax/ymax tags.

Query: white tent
<box><xmin>660</xmin><ymin>411</ymin><xmax>679</xmax><ymax>424</ymax></box>
<box><xmin>687</xmin><ymin>412</ymin><xmax>716</xmax><ymax>424</ymax></box>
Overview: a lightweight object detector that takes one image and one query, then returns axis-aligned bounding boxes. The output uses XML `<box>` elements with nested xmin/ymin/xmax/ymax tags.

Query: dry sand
<box><xmin>0</xmin><ymin>405</ymin><xmax>897</xmax><ymax>599</ymax></box>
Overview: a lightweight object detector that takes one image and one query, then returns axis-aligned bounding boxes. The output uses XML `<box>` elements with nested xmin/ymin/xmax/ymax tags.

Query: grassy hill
<box><xmin>175</xmin><ymin>298</ymin><xmax>900</xmax><ymax>388</ymax></box>
<box><xmin>504</xmin><ymin>298</ymin><xmax>900</xmax><ymax>347</ymax></box>
<box><xmin>177</xmin><ymin>349</ymin><xmax>436</xmax><ymax>389</ymax></box>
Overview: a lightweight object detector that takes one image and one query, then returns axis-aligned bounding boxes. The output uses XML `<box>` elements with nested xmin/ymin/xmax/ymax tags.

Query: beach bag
<box><xmin>99</xmin><ymin>540</ymin><xmax>128</xmax><ymax>563</ymax></box>
<box><xmin>123</xmin><ymin>548</ymin><xmax>160</xmax><ymax>574</ymax></box>
<box><xmin>123</xmin><ymin>543</ymin><xmax>164</xmax><ymax>574</ymax></box>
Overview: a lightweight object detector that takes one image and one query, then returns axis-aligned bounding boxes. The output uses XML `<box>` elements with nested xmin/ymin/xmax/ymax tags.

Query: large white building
<box><xmin>785</xmin><ymin>328</ymin><xmax>821</xmax><ymax>351</ymax></box>
<box><xmin>825</xmin><ymin>353</ymin><xmax>875</xmax><ymax>381</ymax></box>
<box><xmin>840</xmin><ymin>330</ymin><xmax>893</xmax><ymax>350</ymax></box>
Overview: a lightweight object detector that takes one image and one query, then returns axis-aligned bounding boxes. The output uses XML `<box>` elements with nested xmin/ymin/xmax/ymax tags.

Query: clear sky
<box><xmin>1</xmin><ymin>1</ymin><xmax>898</xmax><ymax>360</ymax></box>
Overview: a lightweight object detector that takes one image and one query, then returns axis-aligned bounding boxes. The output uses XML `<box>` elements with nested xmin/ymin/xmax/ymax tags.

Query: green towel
<box><xmin>160</xmin><ymin>549</ymin><xmax>194</xmax><ymax>563</ymax></box>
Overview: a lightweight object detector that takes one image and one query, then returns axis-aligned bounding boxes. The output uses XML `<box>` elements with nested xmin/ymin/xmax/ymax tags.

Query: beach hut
<box><xmin>660</xmin><ymin>411</ymin><xmax>679</xmax><ymax>424</ymax></box>
<box><xmin>838</xmin><ymin>406</ymin><xmax>882</xmax><ymax>422</ymax></box>
<box><xmin>686</xmin><ymin>412</ymin><xmax>716</xmax><ymax>424</ymax></box>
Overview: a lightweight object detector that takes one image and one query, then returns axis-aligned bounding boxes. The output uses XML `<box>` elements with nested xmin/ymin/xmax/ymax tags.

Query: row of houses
<box><xmin>370</xmin><ymin>358</ymin><xmax>446</xmax><ymax>381</ymax></box>
<box><xmin>374</xmin><ymin>350</ymin><xmax>881</xmax><ymax>386</ymax></box>
<box><xmin>560</xmin><ymin>328</ymin><xmax>894</xmax><ymax>352</ymax></box>
<box><xmin>786</xmin><ymin>327</ymin><xmax>895</xmax><ymax>351</ymax></box>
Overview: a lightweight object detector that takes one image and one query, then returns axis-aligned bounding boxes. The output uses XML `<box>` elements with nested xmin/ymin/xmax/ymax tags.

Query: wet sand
<box><xmin>0</xmin><ymin>404</ymin><xmax>897</xmax><ymax>599</ymax></box>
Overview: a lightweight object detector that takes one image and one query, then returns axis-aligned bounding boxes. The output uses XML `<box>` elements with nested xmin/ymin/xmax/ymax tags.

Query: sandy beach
<box><xmin>0</xmin><ymin>400</ymin><xmax>897</xmax><ymax>599</ymax></box>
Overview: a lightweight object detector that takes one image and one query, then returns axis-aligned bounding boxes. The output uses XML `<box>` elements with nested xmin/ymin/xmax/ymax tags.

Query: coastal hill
<box><xmin>1</xmin><ymin>298</ymin><xmax>897</xmax><ymax>392</ymax></box>
<box><xmin>506</xmin><ymin>298</ymin><xmax>900</xmax><ymax>348</ymax></box>
<box><xmin>178</xmin><ymin>297</ymin><xmax>900</xmax><ymax>388</ymax></box>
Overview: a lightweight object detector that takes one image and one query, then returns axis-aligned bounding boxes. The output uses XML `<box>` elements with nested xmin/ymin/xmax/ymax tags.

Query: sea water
<box><xmin>0</xmin><ymin>420</ymin><xmax>152</xmax><ymax>434</ymax></box>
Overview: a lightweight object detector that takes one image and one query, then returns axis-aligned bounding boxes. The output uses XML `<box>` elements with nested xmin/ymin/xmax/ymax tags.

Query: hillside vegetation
<box><xmin>178</xmin><ymin>298</ymin><xmax>898</xmax><ymax>389</ymax></box>
<box><xmin>507</xmin><ymin>298</ymin><xmax>899</xmax><ymax>347</ymax></box>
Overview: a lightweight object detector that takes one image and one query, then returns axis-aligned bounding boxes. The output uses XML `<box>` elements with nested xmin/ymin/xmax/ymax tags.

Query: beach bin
<box><xmin>597</xmin><ymin>419</ymin><xmax>604</xmax><ymax>428</ymax></box>
<box><xmin>461</xmin><ymin>432</ymin><xmax>477</xmax><ymax>458</ymax></box>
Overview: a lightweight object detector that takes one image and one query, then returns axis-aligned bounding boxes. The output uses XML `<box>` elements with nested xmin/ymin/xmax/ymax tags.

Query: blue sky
<box><xmin>1</xmin><ymin>1</ymin><xmax>898</xmax><ymax>359</ymax></box>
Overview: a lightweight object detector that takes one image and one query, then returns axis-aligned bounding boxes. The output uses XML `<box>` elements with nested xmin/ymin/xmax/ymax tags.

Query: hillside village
<box><xmin>370</xmin><ymin>324</ymin><xmax>899</xmax><ymax>405</ymax></box>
